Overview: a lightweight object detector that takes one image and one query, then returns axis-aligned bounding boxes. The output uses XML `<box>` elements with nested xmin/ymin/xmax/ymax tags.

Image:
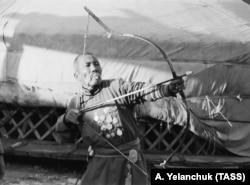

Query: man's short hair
<box><xmin>73</xmin><ymin>52</ymin><xmax>96</xmax><ymax>72</ymax></box>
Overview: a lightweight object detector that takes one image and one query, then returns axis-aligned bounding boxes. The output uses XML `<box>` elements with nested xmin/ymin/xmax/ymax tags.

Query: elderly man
<box><xmin>56</xmin><ymin>53</ymin><xmax>185</xmax><ymax>185</ymax></box>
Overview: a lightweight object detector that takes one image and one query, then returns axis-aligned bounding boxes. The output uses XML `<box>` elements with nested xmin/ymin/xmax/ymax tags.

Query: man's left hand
<box><xmin>168</xmin><ymin>78</ymin><xmax>185</xmax><ymax>95</ymax></box>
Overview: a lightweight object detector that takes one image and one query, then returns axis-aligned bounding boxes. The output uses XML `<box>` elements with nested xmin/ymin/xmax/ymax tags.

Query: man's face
<box><xmin>75</xmin><ymin>54</ymin><xmax>102</xmax><ymax>88</ymax></box>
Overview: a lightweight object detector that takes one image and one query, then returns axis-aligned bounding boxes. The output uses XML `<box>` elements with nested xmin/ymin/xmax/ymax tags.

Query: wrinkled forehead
<box><xmin>82</xmin><ymin>54</ymin><xmax>99</xmax><ymax>64</ymax></box>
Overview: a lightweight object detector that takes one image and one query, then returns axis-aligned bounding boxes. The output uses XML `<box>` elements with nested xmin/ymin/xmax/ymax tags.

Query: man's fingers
<box><xmin>65</xmin><ymin>109</ymin><xmax>81</xmax><ymax>124</ymax></box>
<box><xmin>172</xmin><ymin>78</ymin><xmax>184</xmax><ymax>85</ymax></box>
<box><xmin>176</xmin><ymin>83</ymin><xmax>185</xmax><ymax>89</ymax></box>
<box><xmin>171</xmin><ymin>78</ymin><xmax>186</xmax><ymax>93</ymax></box>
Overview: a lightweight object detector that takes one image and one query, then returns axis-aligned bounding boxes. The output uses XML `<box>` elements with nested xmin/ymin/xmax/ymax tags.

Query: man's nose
<box><xmin>90</xmin><ymin>64</ymin><xmax>98</xmax><ymax>72</ymax></box>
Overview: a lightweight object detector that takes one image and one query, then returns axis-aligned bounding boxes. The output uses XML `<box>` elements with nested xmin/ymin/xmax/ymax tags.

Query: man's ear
<box><xmin>74</xmin><ymin>72</ymin><xmax>79</xmax><ymax>81</ymax></box>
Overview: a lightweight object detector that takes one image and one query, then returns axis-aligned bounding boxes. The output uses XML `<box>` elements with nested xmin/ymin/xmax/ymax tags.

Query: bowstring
<box><xmin>205</xmin><ymin>95</ymin><xmax>215</xmax><ymax>153</ymax></box>
<box><xmin>205</xmin><ymin>95</ymin><xmax>233</xmax><ymax>154</ymax></box>
<box><xmin>83</xmin><ymin>13</ymin><xmax>90</xmax><ymax>55</ymax></box>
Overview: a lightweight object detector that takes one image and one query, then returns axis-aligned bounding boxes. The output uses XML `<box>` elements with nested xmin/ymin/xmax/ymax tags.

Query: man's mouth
<box><xmin>90</xmin><ymin>73</ymin><xmax>101</xmax><ymax>80</ymax></box>
<box><xmin>87</xmin><ymin>73</ymin><xmax>101</xmax><ymax>87</ymax></box>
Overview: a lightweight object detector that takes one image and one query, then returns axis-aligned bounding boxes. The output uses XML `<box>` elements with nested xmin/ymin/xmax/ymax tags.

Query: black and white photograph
<box><xmin>0</xmin><ymin>0</ymin><xmax>250</xmax><ymax>185</ymax></box>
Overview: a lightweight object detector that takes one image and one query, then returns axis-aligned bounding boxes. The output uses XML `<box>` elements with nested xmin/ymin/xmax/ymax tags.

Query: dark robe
<box><xmin>56</xmin><ymin>78</ymin><xmax>170</xmax><ymax>185</ymax></box>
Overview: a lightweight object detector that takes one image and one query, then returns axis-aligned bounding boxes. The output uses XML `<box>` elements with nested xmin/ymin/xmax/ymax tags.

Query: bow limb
<box><xmin>121</xmin><ymin>33</ymin><xmax>188</xmax><ymax>99</ymax></box>
<box><xmin>121</xmin><ymin>34</ymin><xmax>177</xmax><ymax>77</ymax></box>
<box><xmin>84</xmin><ymin>7</ymin><xmax>177</xmax><ymax>77</ymax></box>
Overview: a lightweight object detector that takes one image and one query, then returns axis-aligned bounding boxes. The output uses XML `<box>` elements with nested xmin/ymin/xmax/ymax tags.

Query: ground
<box><xmin>0</xmin><ymin>155</ymin><xmax>84</xmax><ymax>185</ymax></box>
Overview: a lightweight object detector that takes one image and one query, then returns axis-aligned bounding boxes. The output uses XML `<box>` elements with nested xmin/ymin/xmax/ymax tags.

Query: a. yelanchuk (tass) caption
<box><xmin>151</xmin><ymin>168</ymin><xmax>248</xmax><ymax>185</ymax></box>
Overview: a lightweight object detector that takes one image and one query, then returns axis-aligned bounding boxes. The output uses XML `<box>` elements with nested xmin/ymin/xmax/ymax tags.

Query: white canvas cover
<box><xmin>1</xmin><ymin>0</ymin><xmax>250</xmax><ymax>157</ymax></box>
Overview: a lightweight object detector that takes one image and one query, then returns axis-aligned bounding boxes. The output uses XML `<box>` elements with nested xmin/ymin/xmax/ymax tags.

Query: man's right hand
<box><xmin>64</xmin><ymin>109</ymin><xmax>81</xmax><ymax>125</ymax></box>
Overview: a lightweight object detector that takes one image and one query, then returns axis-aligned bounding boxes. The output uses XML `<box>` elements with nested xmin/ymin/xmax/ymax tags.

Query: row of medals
<box><xmin>94</xmin><ymin>106</ymin><xmax>123</xmax><ymax>138</ymax></box>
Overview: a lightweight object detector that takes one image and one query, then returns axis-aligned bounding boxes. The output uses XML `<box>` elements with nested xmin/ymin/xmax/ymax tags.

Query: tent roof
<box><xmin>1</xmin><ymin>0</ymin><xmax>250</xmax><ymax>63</ymax></box>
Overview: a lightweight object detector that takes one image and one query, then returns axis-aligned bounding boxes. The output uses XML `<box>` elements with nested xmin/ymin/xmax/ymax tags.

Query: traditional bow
<box><xmin>84</xmin><ymin>6</ymin><xmax>191</xmax><ymax>166</ymax></box>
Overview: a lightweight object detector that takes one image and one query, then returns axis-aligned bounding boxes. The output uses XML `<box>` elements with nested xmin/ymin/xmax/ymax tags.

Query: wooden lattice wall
<box><xmin>0</xmin><ymin>104</ymin><xmax>63</xmax><ymax>142</ymax></box>
<box><xmin>0</xmin><ymin>103</ymin><xmax>230</xmax><ymax>160</ymax></box>
<box><xmin>138</xmin><ymin>118</ymin><xmax>228</xmax><ymax>156</ymax></box>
